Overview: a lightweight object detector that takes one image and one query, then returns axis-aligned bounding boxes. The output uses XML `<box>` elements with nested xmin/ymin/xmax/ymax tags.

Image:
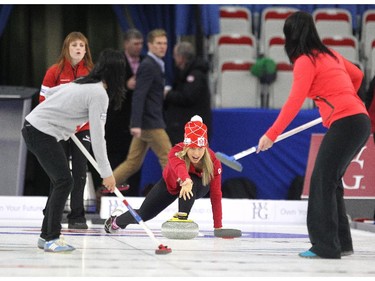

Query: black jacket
<box><xmin>164</xmin><ymin>58</ymin><xmax>212</xmax><ymax>145</ymax></box>
<box><xmin>131</xmin><ymin>55</ymin><xmax>166</xmax><ymax>129</ymax></box>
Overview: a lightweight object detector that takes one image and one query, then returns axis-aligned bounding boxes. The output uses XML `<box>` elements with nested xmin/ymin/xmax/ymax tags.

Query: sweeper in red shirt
<box><xmin>105</xmin><ymin>115</ymin><xmax>241</xmax><ymax>237</ymax></box>
<box><xmin>257</xmin><ymin>11</ymin><xmax>370</xmax><ymax>259</ymax></box>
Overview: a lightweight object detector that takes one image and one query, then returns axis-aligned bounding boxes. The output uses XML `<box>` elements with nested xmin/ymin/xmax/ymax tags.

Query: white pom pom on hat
<box><xmin>190</xmin><ymin>115</ymin><xmax>203</xmax><ymax>122</ymax></box>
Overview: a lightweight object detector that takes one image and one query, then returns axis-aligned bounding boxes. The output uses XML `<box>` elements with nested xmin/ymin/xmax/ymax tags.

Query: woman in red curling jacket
<box><xmin>105</xmin><ymin>115</ymin><xmax>227</xmax><ymax>235</ymax></box>
<box><xmin>257</xmin><ymin>12</ymin><xmax>370</xmax><ymax>259</ymax></box>
<box><xmin>39</xmin><ymin>31</ymin><xmax>94</xmax><ymax>229</ymax></box>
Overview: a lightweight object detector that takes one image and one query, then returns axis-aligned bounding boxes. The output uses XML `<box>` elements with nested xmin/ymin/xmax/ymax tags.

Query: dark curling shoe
<box><xmin>341</xmin><ymin>250</ymin><xmax>354</xmax><ymax>256</ymax></box>
<box><xmin>68</xmin><ymin>222</ymin><xmax>88</xmax><ymax>229</ymax></box>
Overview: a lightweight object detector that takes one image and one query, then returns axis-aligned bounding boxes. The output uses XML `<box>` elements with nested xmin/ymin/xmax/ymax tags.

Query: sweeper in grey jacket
<box><xmin>22</xmin><ymin>49</ymin><xmax>127</xmax><ymax>253</ymax></box>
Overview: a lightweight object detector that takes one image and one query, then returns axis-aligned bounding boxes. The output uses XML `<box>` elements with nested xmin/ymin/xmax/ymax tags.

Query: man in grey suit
<box><xmin>113</xmin><ymin>29</ymin><xmax>172</xmax><ymax>189</ymax></box>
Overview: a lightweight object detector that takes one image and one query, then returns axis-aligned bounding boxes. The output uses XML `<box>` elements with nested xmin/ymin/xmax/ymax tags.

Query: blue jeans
<box><xmin>22</xmin><ymin>121</ymin><xmax>73</xmax><ymax>241</ymax></box>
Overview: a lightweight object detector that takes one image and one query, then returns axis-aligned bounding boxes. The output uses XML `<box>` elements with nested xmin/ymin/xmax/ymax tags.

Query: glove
<box><xmin>214</xmin><ymin>228</ymin><xmax>242</xmax><ymax>238</ymax></box>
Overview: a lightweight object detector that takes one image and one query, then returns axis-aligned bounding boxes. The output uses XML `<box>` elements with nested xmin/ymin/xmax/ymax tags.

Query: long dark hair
<box><xmin>75</xmin><ymin>48</ymin><xmax>126</xmax><ymax>110</ymax></box>
<box><xmin>283</xmin><ymin>11</ymin><xmax>337</xmax><ymax>63</ymax></box>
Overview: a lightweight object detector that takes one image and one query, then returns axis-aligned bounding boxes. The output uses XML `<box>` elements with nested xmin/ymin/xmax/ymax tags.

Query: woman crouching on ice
<box><xmin>105</xmin><ymin>115</ymin><xmax>240</xmax><ymax>237</ymax></box>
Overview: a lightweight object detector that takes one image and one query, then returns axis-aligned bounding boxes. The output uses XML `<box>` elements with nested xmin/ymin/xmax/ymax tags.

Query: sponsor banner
<box><xmin>303</xmin><ymin>134</ymin><xmax>375</xmax><ymax>199</ymax></box>
<box><xmin>0</xmin><ymin>196</ymin><xmax>46</xmax><ymax>219</ymax></box>
<box><xmin>0</xmin><ymin>196</ymin><xmax>308</xmax><ymax>224</ymax></box>
<box><xmin>100</xmin><ymin>197</ymin><xmax>308</xmax><ymax>225</ymax></box>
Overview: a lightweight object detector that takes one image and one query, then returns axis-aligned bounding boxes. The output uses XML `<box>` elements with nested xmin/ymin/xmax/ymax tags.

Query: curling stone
<box><xmin>161</xmin><ymin>217</ymin><xmax>199</xmax><ymax>240</ymax></box>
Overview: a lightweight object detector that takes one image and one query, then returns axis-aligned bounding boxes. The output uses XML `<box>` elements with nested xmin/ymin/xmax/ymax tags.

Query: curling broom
<box><xmin>216</xmin><ymin>117</ymin><xmax>322</xmax><ymax>172</ymax></box>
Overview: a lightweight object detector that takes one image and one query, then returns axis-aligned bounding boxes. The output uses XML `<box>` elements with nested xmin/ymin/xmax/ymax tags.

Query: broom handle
<box><xmin>70</xmin><ymin>134</ymin><xmax>161</xmax><ymax>247</ymax></box>
<box><xmin>233</xmin><ymin>117</ymin><xmax>322</xmax><ymax>160</ymax></box>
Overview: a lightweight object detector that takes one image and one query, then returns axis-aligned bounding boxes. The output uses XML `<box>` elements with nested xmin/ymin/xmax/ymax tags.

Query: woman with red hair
<box><xmin>39</xmin><ymin>31</ymin><xmax>94</xmax><ymax>229</ymax></box>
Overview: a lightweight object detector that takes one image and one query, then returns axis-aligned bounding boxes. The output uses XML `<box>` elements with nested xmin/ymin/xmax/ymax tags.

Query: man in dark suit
<box><xmin>113</xmin><ymin>29</ymin><xmax>172</xmax><ymax>189</ymax></box>
<box><xmin>104</xmin><ymin>28</ymin><xmax>144</xmax><ymax>196</ymax></box>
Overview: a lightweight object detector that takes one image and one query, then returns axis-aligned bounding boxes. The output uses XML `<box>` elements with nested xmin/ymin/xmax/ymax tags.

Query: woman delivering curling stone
<box><xmin>22</xmin><ymin>49</ymin><xmax>126</xmax><ymax>252</ymax></box>
<box><xmin>105</xmin><ymin>115</ymin><xmax>241</xmax><ymax>238</ymax></box>
<box><xmin>257</xmin><ymin>11</ymin><xmax>370</xmax><ymax>259</ymax></box>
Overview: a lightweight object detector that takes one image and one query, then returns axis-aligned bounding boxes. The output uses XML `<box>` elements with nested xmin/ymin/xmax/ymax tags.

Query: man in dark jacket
<box><xmin>164</xmin><ymin>41</ymin><xmax>212</xmax><ymax>145</ymax></box>
<box><xmin>112</xmin><ymin>29</ymin><xmax>172</xmax><ymax>188</ymax></box>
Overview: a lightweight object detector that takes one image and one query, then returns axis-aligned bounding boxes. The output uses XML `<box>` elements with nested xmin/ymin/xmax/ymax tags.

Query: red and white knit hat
<box><xmin>183</xmin><ymin>115</ymin><xmax>208</xmax><ymax>148</ymax></box>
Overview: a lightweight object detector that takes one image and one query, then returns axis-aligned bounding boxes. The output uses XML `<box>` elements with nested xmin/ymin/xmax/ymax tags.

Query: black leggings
<box><xmin>308</xmin><ymin>113</ymin><xmax>370</xmax><ymax>258</ymax></box>
<box><xmin>22</xmin><ymin>122</ymin><xmax>73</xmax><ymax>241</ymax></box>
<box><xmin>115</xmin><ymin>174</ymin><xmax>209</xmax><ymax>228</ymax></box>
<box><xmin>43</xmin><ymin>130</ymin><xmax>91</xmax><ymax>223</ymax></box>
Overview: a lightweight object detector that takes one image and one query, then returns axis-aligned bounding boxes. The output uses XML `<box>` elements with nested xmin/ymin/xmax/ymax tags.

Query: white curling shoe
<box><xmin>44</xmin><ymin>235</ymin><xmax>75</xmax><ymax>253</ymax></box>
